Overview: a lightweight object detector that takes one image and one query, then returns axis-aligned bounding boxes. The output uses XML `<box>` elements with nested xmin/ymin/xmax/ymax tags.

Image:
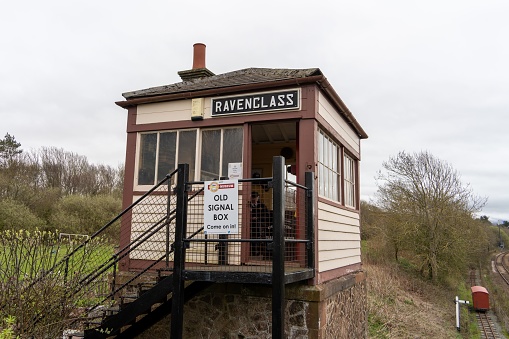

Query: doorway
<box><xmin>250</xmin><ymin>121</ymin><xmax>297</xmax><ymax>182</ymax></box>
<box><xmin>248</xmin><ymin>121</ymin><xmax>297</xmax><ymax>260</ymax></box>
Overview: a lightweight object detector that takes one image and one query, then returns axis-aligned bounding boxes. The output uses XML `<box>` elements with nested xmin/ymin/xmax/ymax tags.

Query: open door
<box><xmin>249</xmin><ymin>121</ymin><xmax>297</xmax><ymax>261</ymax></box>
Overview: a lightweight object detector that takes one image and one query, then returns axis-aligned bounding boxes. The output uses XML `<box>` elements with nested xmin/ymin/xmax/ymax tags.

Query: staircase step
<box><xmin>63</xmin><ymin>329</ymin><xmax>84</xmax><ymax>339</ymax></box>
<box><xmin>103</xmin><ymin>306</ymin><xmax>121</xmax><ymax>316</ymax></box>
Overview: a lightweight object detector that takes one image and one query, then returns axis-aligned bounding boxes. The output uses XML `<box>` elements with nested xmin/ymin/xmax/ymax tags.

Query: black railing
<box><xmin>176</xmin><ymin>175</ymin><xmax>314</xmax><ymax>275</ymax></box>
<box><xmin>5</xmin><ymin>157</ymin><xmax>315</xmax><ymax>336</ymax></box>
<box><xmin>6</xmin><ymin>168</ymin><xmax>179</xmax><ymax>333</ymax></box>
<box><xmin>170</xmin><ymin>156</ymin><xmax>315</xmax><ymax>339</ymax></box>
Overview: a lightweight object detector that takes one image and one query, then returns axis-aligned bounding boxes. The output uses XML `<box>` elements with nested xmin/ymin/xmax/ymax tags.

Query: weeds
<box><xmin>0</xmin><ymin>229</ymin><xmax>114</xmax><ymax>338</ymax></box>
<box><xmin>366</xmin><ymin>261</ymin><xmax>459</xmax><ymax>338</ymax></box>
<box><xmin>0</xmin><ymin>316</ymin><xmax>18</xmax><ymax>339</ymax></box>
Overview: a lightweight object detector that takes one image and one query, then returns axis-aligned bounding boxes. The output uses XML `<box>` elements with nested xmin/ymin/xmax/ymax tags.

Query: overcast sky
<box><xmin>2</xmin><ymin>1</ymin><xmax>508</xmax><ymax>222</ymax></box>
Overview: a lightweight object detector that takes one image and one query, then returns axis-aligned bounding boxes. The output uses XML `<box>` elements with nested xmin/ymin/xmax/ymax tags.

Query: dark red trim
<box><xmin>317</xmin><ymin>196</ymin><xmax>359</xmax><ymax>213</ymax></box>
<box><xmin>116</xmin><ymin>77</ymin><xmax>367</xmax><ymax>140</ymax></box>
<box><xmin>119</xmin><ymin>107</ymin><xmax>138</xmax><ymax>271</ymax></box>
<box><xmin>127</xmin><ymin>109</ymin><xmax>307</xmax><ymax>133</ymax></box>
<box><xmin>317</xmin><ymin>262</ymin><xmax>363</xmax><ymax>284</ymax></box>
<box><xmin>116</xmin><ymin>76</ymin><xmax>324</xmax><ymax>108</ymax></box>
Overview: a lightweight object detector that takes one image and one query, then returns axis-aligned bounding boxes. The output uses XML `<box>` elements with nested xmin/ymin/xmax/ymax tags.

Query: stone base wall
<box><xmin>136</xmin><ymin>271</ymin><xmax>366</xmax><ymax>339</ymax></box>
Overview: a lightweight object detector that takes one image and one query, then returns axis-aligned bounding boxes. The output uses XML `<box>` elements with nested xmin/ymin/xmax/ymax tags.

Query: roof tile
<box><xmin>123</xmin><ymin>67</ymin><xmax>322</xmax><ymax>99</ymax></box>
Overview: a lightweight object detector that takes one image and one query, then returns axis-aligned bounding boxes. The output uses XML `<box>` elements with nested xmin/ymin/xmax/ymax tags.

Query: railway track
<box><xmin>477</xmin><ymin>312</ymin><xmax>501</xmax><ymax>339</ymax></box>
<box><xmin>470</xmin><ymin>269</ymin><xmax>478</xmax><ymax>286</ymax></box>
<box><xmin>494</xmin><ymin>252</ymin><xmax>509</xmax><ymax>285</ymax></box>
<box><xmin>472</xmin><ymin>253</ymin><xmax>509</xmax><ymax>339</ymax></box>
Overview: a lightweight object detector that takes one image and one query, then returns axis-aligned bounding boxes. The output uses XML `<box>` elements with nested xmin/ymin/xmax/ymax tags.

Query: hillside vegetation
<box><xmin>1</xmin><ymin>135</ymin><xmax>508</xmax><ymax>336</ymax></box>
<box><xmin>0</xmin><ymin>133</ymin><xmax>123</xmax><ymax>238</ymax></box>
<box><xmin>361</xmin><ymin>151</ymin><xmax>509</xmax><ymax>337</ymax></box>
<box><xmin>0</xmin><ymin>133</ymin><xmax>124</xmax><ymax>336</ymax></box>
<box><xmin>365</xmin><ymin>261</ymin><xmax>459</xmax><ymax>338</ymax></box>
<box><xmin>363</xmin><ymin>225</ymin><xmax>509</xmax><ymax>338</ymax></box>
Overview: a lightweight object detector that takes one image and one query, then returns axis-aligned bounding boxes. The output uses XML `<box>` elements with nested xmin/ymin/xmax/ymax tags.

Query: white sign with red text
<box><xmin>203</xmin><ymin>180</ymin><xmax>239</xmax><ymax>235</ymax></box>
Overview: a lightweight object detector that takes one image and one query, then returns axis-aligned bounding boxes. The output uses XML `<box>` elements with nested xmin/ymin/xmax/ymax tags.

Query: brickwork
<box><xmin>136</xmin><ymin>271</ymin><xmax>366</xmax><ymax>338</ymax></box>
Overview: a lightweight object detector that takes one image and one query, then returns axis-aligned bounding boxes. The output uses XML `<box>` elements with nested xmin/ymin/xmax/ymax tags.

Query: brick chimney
<box><xmin>178</xmin><ymin>43</ymin><xmax>215</xmax><ymax>81</ymax></box>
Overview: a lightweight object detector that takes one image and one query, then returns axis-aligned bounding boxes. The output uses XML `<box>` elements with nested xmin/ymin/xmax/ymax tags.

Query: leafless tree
<box><xmin>375</xmin><ymin>151</ymin><xmax>487</xmax><ymax>281</ymax></box>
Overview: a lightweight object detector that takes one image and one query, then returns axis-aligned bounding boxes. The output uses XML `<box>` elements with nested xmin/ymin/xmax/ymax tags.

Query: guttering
<box><xmin>115</xmin><ymin>75</ymin><xmax>324</xmax><ymax>109</ymax></box>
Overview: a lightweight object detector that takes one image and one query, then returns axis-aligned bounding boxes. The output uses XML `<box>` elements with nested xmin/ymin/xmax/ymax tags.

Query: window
<box><xmin>344</xmin><ymin>153</ymin><xmax>356</xmax><ymax>208</ymax></box>
<box><xmin>137</xmin><ymin>127</ymin><xmax>243</xmax><ymax>186</ymax></box>
<box><xmin>317</xmin><ymin>128</ymin><xmax>358</xmax><ymax>208</ymax></box>
<box><xmin>221</xmin><ymin>128</ymin><xmax>243</xmax><ymax>178</ymax></box>
<box><xmin>317</xmin><ymin>130</ymin><xmax>340</xmax><ymax>202</ymax></box>
<box><xmin>138</xmin><ymin>133</ymin><xmax>157</xmax><ymax>185</ymax></box>
<box><xmin>200</xmin><ymin>127</ymin><xmax>243</xmax><ymax>181</ymax></box>
<box><xmin>137</xmin><ymin>130</ymin><xmax>197</xmax><ymax>185</ymax></box>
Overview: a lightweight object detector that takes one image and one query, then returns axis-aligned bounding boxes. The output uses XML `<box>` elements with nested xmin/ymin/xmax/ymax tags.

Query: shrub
<box><xmin>49</xmin><ymin>194</ymin><xmax>121</xmax><ymax>241</ymax></box>
<box><xmin>0</xmin><ymin>199</ymin><xmax>45</xmax><ymax>231</ymax></box>
<box><xmin>0</xmin><ymin>229</ymin><xmax>113</xmax><ymax>338</ymax></box>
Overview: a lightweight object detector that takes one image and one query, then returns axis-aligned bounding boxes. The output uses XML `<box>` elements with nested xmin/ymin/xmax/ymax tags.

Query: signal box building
<box><xmin>115</xmin><ymin>43</ymin><xmax>368</xmax><ymax>338</ymax></box>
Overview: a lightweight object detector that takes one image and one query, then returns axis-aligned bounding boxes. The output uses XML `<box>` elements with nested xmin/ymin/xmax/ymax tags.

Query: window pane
<box><xmin>200</xmin><ymin>129</ymin><xmax>221</xmax><ymax>180</ymax></box>
<box><xmin>157</xmin><ymin>132</ymin><xmax>177</xmax><ymax>182</ymax></box>
<box><xmin>222</xmin><ymin>128</ymin><xmax>243</xmax><ymax>178</ymax></box>
<box><xmin>344</xmin><ymin>154</ymin><xmax>356</xmax><ymax>208</ymax></box>
<box><xmin>317</xmin><ymin>129</ymin><xmax>342</xmax><ymax>202</ymax></box>
<box><xmin>138</xmin><ymin>133</ymin><xmax>157</xmax><ymax>185</ymax></box>
<box><xmin>332</xmin><ymin>144</ymin><xmax>337</xmax><ymax>172</ymax></box>
<box><xmin>318</xmin><ymin>132</ymin><xmax>323</xmax><ymax>163</ymax></box>
<box><xmin>318</xmin><ymin>163</ymin><xmax>324</xmax><ymax>196</ymax></box>
<box><xmin>178</xmin><ymin>130</ymin><xmax>197</xmax><ymax>180</ymax></box>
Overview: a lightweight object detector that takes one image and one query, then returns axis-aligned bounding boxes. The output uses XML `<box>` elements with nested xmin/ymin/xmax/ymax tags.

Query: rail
<box><xmin>494</xmin><ymin>252</ymin><xmax>509</xmax><ymax>285</ymax></box>
<box><xmin>3</xmin><ymin>157</ymin><xmax>316</xmax><ymax>336</ymax></box>
<box><xmin>5</xmin><ymin>168</ymin><xmax>179</xmax><ymax>333</ymax></box>
<box><xmin>477</xmin><ymin>312</ymin><xmax>501</xmax><ymax>339</ymax></box>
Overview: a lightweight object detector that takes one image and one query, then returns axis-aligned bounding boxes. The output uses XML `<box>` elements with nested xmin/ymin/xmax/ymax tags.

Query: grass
<box><xmin>0</xmin><ymin>231</ymin><xmax>115</xmax><ymax>283</ymax></box>
<box><xmin>0</xmin><ymin>230</ymin><xmax>117</xmax><ymax>337</ymax></box>
<box><xmin>366</xmin><ymin>261</ymin><xmax>466</xmax><ymax>338</ymax></box>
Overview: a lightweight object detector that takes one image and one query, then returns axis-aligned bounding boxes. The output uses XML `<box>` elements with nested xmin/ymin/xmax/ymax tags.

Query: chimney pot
<box><xmin>178</xmin><ymin>43</ymin><xmax>214</xmax><ymax>81</ymax></box>
<box><xmin>193</xmin><ymin>43</ymin><xmax>206</xmax><ymax>69</ymax></box>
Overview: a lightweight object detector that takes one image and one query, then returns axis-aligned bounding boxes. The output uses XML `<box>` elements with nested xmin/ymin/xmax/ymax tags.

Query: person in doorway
<box><xmin>250</xmin><ymin>191</ymin><xmax>271</xmax><ymax>257</ymax></box>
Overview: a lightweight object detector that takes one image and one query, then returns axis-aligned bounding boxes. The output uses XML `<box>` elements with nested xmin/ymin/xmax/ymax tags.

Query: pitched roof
<box><xmin>122</xmin><ymin>67</ymin><xmax>323</xmax><ymax>99</ymax></box>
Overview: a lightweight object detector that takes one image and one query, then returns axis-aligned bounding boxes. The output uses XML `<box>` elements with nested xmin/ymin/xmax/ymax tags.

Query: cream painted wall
<box><xmin>136</xmin><ymin>98</ymin><xmax>214</xmax><ymax>124</ymax></box>
<box><xmin>317</xmin><ymin>92</ymin><xmax>360</xmax><ymax>154</ymax></box>
<box><xmin>317</xmin><ymin>200</ymin><xmax>361</xmax><ymax>273</ymax></box>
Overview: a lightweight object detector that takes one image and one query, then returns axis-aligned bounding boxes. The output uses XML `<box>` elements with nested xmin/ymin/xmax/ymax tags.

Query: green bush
<box><xmin>0</xmin><ymin>199</ymin><xmax>45</xmax><ymax>231</ymax></box>
<box><xmin>49</xmin><ymin>194</ymin><xmax>121</xmax><ymax>240</ymax></box>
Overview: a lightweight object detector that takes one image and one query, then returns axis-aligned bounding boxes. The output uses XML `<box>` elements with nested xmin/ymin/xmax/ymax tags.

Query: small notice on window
<box><xmin>203</xmin><ymin>180</ymin><xmax>239</xmax><ymax>235</ymax></box>
<box><xmin>228</xmin><ymin>162</ymin><xmax>243</xmax><ymax>179</ymax></box>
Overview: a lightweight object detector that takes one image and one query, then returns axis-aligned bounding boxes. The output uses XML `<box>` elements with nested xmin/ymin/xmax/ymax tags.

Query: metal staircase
<box><xmin>84</xmin><ymin>274</ymin><xmax>213</xmax><ymax>338</ymax></box>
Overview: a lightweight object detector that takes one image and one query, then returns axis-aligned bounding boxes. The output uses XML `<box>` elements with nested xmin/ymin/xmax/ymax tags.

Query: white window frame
<box><xmin>198</xmin><ymin>127</ymin><xmax>244</xmax><ymax>181</ymax></box>
<box><xmin>317</xmin><ymin>129</ymin><xmax>340</xmax><ymax>202</ymax></box>
<box><xmin>135</xmin><ymin>126</ymin><xmax>243</xmax><ymax>188</ymax></box>
<box><xmin>317</xmin><ymin>128</ymin><xmax>358</xmax><ymax>209</ymax></box>
<box><xmin>135</xmin><ymin>129</ymin><xmax>198</xmax><ymax>188</ymax></box>
<box><xmin>344</xmin><ymin>153</ymin><xmax>356</xmax><ymax>208</ymax></box>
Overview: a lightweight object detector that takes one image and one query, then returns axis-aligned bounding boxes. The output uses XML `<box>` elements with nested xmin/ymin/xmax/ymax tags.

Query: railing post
<box><xmin>166</xmin><ymin>175</ymin><xmax>171</xmax><ymax>268</ymax></box>
<box><xmin>111</xmin><ymin>254</ymin><xmax>118</xmax><ymax>300</ymax></box>
<box><xmin>64</xmin><ymin>257</ymin><xmax>69</xmax><ymax>284</ymax></box>
<box><xmin>218</xmin><ymin>234</ymin><xmax>228</xmax><ymax>265</ymax></box>
<box><xmin>272</xmin><ymin>156</ymin><xmax>285</xmax><ymax>339</ymax></box>
<box><xmin>171</xmin><ymin>163</ymin><xmax>189</xmax><ymax>339</ymax></box>
<box><xmin>305</xmin><ymin>171</ymin><xmax>315</xmax><ymax>271</ymax></box>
